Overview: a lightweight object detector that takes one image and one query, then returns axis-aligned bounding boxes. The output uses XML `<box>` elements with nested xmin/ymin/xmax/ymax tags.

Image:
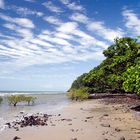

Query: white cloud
<box><xmin>56</xmin><ymin>21</ymin><xmax>108</xmax><ymax>49</ymax></box>
<box><xmin>0</xmin><ymin>0</ymin><xmax>4</xmax><ymax>9</ymax></box>
<box><xmin>43</xmin><ymin>16</ymin><xmax>62</xmax><ymax>25</ymax></box>
<box><xmin>9</xmin><ymin>6</ymin><xmax>44</xmax><ymax>17</ymax></box>
<box><xmin>43</xmin><ymin>1</ymin><xmax>63</xmax><ymax>13</ymax></box>
<box><xmin>70</xmin><ymin>13</ymin><xmax>89</xmax><ymax>23</ymax></box>
<box><xmin>57</xmin><ymin>22</ymin><xmax>78</xmax><ymax>33</ymax></box>
<box><xmin>55</xmin><ymin>32</ymin><xmax>74</xmax><ymax>40</ymax></box>
<box><xmin>87</xmin><ymin>21</ymin><xmax>124</xmax><ymax>41</ymax></box>
<box><xmin>122</xmin><ymin>9</ymin><xmax>140</xmax><ymax>36</ymax></box>
<box><xmin>0</xmin><ymin>14</ymin><xmax>35</xmax><ymax>28</ymax></box>
<box><xmin>30</xmin><ymin>38</ymin><xmax>53</xmax><ymax>47</ymax></box>
<box><xmin>3</xmin><ymin>23</ymin><xmax>33</xmax><ymax>39</ymax></box>
<box><xmin>60</xmin><ymin>0</ymin><xmax>85</xmax><ymax>11</ymax></box>
<box><xmin>38</xmin><ymin>33</ymin><xmax>71</xmax><ymax>46</ymax></box>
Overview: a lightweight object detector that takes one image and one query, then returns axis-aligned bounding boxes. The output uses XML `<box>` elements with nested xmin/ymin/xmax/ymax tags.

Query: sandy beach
<box><xmin>1</xmin><ymin>98</ymin><xmax>140</xmax><ymax>140</ymax></box>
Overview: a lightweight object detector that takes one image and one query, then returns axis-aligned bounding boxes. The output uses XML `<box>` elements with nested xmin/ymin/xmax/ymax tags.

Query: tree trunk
<box><xmin>14</xmin><ymin>103</ymin><xmax>17</xmax><ymax>107</ymax></box>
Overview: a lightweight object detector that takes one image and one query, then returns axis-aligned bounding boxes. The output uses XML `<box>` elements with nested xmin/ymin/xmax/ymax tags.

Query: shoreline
<box><xmin>1</xmin><ymin>98</ymin><xmax>140</xmax><ymax>140</ymax></box>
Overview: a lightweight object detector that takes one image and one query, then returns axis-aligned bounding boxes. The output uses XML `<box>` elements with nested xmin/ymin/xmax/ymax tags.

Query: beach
<box><xmin>1</xmin><ymin>98</ymin><xmax>140</xmax><ymax>140</ymax></box>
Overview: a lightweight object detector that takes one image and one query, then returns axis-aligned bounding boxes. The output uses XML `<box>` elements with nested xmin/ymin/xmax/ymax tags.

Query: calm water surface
<box><xmin>0</xmin><ymin>91</ymin><xmax>70</xmax><ymax>132</ymax></box>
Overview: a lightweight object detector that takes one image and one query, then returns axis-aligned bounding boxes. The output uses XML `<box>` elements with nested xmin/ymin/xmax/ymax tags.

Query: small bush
<box><xmin>7</xmin><ymin>95</ymin><xmax>36</xmax><ymax>106</ymax></box>
<box><xmin>0</xmin><ymin>96</ymin><xmax>3</xmax><ymax>104</ymax></box>
<box><xmin>67</xmin><ymin>88</ymin><xmax>89</xmax><ymax>101</ymax></box>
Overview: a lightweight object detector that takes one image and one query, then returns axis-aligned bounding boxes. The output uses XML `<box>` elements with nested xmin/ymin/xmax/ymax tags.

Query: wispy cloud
<box><xmin>60</xmin><ymin>0</ymin><xmax>85</xmax><ymax>11</ymax></box>
<box><xmin>7</xmin><ymin>6</ymin><xmax>44</xmax><ymax>17</ymax></box>
<box><xmin>43</xmin><ymin>16</ymin><xmax>62</xmax><ymax>25</ymax></box>
<box><xmin>43</xmin><ymin>1</ymin><xmax>63</xmax><ymax>13</ymax></box>
<box><xmin>3</xmin><ymin>23</ymin><xmax>33</xmax><ymax>39</ymax></box>
<box><xmin>87</xmin><ymin>21</ymin><xmax>124</xmax><ymax>42</ymax></box>
<box><xmin>0</xmin><ymin>0</ymin><xmax>4</xmax><ymax>9</ymax></box>
<box><xmin>70</xmin><ymin>13</ymin><xmax>89</xmax><ymax>23</ymax></box>
<box><xmin>0</xmin><ymin>13</ymin><xmax>35</xmax><ymax>28</ymax></box>
<box><xmin>122</xmin><ymin>9</ymin><xmax>140</xmax><ymax>36</ymax></box>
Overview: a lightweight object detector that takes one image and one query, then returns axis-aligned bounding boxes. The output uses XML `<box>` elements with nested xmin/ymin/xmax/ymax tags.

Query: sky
<box><xmin>0</xmin><ymin>0</ymin><xmax>140</xmax><ymax>91</ymax></box>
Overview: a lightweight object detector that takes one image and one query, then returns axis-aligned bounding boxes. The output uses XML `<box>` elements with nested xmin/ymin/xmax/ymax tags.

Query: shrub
<box><xmin>0</xmin><ymin>96</ymin><xmax>3</xmax><ymax>104</ymax></box>
<box><xmin>24</xmin><ymin>96</ymin><xmax>36</xmax><ymax>105</ymax></box>
<box><xmin>67</xmin><ymin>88</ymin><xmax>89</xmax><ymax>101</ymax></box>
<box><xmin>7</xmin><ymin>95</ymin><xmax>36</xmax><ymax>106</ymax></box>
<box><xmin>123</xmin><ymin>65</ymin><xmax>140</xmax><ymax>95</ymax></box>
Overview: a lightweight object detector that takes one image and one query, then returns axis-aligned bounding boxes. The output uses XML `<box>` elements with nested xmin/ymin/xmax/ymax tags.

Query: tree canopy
<box><xmin>70</xmin><ymin>37</ymin><xmax>140</xmax><ymax>95</ymax></box>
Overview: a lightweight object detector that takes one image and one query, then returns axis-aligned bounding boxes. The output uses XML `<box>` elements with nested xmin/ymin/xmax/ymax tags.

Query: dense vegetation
<box><xmin>0</xmin><ymin>96</ymin><xmax>3</xmax><ymax>104</ymax></box>
<box><xmin>69</xmin><ymin>37</ymin><xmax>140</xmax><ymax>98</ymax></box>
<box><xmin>7</xmin><ymin>95</ymin><xmax>36</xmax><ymax>106</ymax></box>
<box><xmin>67</xmin><ymin>87</ymin><xmax>89</xmax><ymax>100</ymax></box>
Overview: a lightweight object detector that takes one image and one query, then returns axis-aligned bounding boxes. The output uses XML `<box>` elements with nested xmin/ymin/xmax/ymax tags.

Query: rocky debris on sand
<box><xmin>5</xmin><ymin>122</ymin><xmax>11</xmax><ymax>128</ymax></box>
<box><xmin>5</xmin><ymin>113</ymin><xmax>54</xmax><ymax>130</ymax></box>
<box><xmin>68</xmin><ymin>123</ymin><xmax>72</xmax><ymax>125</ymax></box>
<box><xmin>119</xmin><ymin>136</ymin><xmax>125</xmax><ymax>140</ymax></box>
<box><xmin>13</xmin><ymin>136</ymin><xmax>20</xmax><ymax>140</ymax></box>
<box><xmin>71</xmin><ymin>138</ymin><xmax>77</xmax><ymax>140</ymax></box>
<box><xmin>103</xmin><ymin>114</ymin><xmax>109</xmax><ymax>117</ymax></box>
<box><xmin>61</xmin><ymin>119</ymin><xmax>72</xmax><ymax>121</ymax></box>
<box><xmin>115</xmin><ymin>127</ymin><xmax>121</xmax><ymax>132</ymax></box>
<box><xmin>101</xmin><ymin>123</ymin><xmax>110</xmax><ymax>127</ymax></box>
<box><xmin>86</xmin><ymin>116</ymin><xmax>94</xmax><ymax>119</ymax></box>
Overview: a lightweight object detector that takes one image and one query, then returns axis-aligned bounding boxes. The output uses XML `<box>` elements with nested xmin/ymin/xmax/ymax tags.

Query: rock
<box><xmin>119</xmin><ymin>136</ymin><xmax>125</xmax><ymax>140</ymax></box>
<box><xmin>13</xmin><ymin>136</ymin><xmax>20</xmax><ymax>140</ymax></box>
<box><xmin>101</xmin><ymin>124</ymin><xmax>110</xmax><ymax>127</ymax></box>
<box><xmin>43</xmin><ymin>114</ymin><xmax>48</xmax><ymax>118</ymax></box>
<box><xmin>71</xmin><ymin>129</ymin><xmax>74</xmax><ymax>132</ymax></box>
<box><xmin>68</xmin><ymin>123</ymin><xmax>72</xmax><ymax>125</ymax></box>
<box><xmin>5</xmin><ymin>122</ymin><xmax>11</xmax><ymax>128</ymax></box>
<box><xmin>86</xmin><ymin>116</ymin><xmax>94</xmax><ymax>119</ymax></box>
<box><xmin>115</xmin><ymin>127</ymin><xmax>121</xmax><ymax>132</ymax></box>
<box><xmin>71</xmin><ymin>138</ymin><xmax>77</xmax><ymax>140</ymax></box>
<box><xmin>61</xmin><ymin>118</ymin><xmax>72</xmax><ymax>121</ymax></box>
<box><xmin>20</xmin><ymin>111</ymin><xmax>24</xmax><ymax>114</ymax></box>
<box><xmin>103</xmin><ymin>114</ymin><xmax>109</xmax><ymax>117</ymax></box>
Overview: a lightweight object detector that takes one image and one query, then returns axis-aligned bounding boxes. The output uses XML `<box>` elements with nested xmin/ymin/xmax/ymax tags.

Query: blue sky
<box><xmin>0</xmin><ymin>0</ymin><xmax>140</xmax><ymax>91</ymax></box>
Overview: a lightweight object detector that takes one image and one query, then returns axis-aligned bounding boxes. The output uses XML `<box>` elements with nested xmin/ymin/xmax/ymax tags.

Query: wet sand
<box><xmin>1</xmin><ymin>99</ymin><xmax>140</xmax><ymax>140</ymax></box>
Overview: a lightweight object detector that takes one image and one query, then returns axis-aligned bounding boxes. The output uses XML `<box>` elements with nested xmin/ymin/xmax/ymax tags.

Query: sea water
<box><xmin>0</xmin><ymin>91</ymin><xmax>70</xmax><ymax>132</ymax></box>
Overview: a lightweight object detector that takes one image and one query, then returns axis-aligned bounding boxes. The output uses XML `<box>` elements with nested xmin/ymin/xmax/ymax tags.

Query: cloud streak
<box><xmin>0</xmin><ymin>0</ymin><xmax>4</xmax><ymax>9</ymax></box>
<box><xmin>43</xmin><ymin>1</ymin><xmax>63</xmax><ymax>13</ymax></box>
<box><xmin>0</xmin><ymin>14</ymin><xmax>35</xmax><ymax>28</ymax></box>
<box><xmin>122</xmin><ymin>9</ymin><xmax>140</xmax><ymax>36</ymax></box>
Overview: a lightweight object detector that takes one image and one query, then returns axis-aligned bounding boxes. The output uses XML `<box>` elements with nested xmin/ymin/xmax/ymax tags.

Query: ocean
<box><xmin>0</xmin><ymin>91</ymin><xmax>70</xmax><ymax>132</ymax></box>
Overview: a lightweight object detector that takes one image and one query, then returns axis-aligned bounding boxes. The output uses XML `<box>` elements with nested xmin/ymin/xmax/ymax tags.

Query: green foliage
<box><xmin>67</xmin><ymin>87</ymin><xmax>89</xmax><ymax>101</ymax></box>
<box><xmin>71</xmin><ymin>73</ymin><xmax>87</xmax><ymax>89</ymax></box>
<box><xmin>123</xmin><ymin>65</ymin><xmax>140</xmax><ymax>94</ymax></box>
<box><xmin>0</xmin><ymin>96</ymin><xmax>3</xmax><ymax>104</ymax></box>
<box><xmin>7</xmin><ymin>95</ymin><xmax>36</xmax><ymax>106</ymax></box>
<box><xmin>70</xmin><ymin>37</ymin><xmax>140</xmax><ymax>95</ymax></box>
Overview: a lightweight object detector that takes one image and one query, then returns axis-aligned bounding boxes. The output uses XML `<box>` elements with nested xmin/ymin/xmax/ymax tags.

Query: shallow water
<box><xmin>0</xmin><ymin>91</ymin><xmax>70</xmax><ymax>132</ymax></box>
